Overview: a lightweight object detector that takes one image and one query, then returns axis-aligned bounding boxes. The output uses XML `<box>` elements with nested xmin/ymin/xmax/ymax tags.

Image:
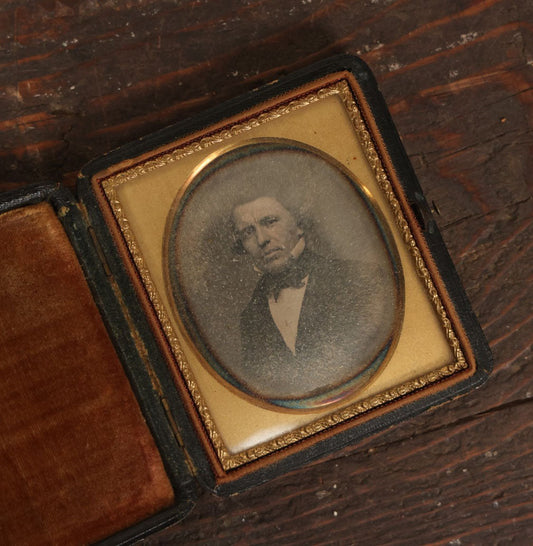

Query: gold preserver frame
<box><xmin>100</xmin><ymin>78</ymin><xmax>468</xmax><ymax>471</ymax></box>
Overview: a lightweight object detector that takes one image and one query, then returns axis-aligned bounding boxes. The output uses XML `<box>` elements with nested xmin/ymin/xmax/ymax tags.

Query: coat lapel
<box><xmin>249</xmin><ymin>287</ymin><xmax>294</xmax><ymax>361</ymax></box>
<box><xmin>295</xmin><ymin>263</ymin><xmax>328</xmax><ymax>355</ymax></box>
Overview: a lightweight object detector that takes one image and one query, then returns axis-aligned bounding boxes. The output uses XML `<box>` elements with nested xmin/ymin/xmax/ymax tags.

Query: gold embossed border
<box><xmin>101</xmin><ymin>79</ymin><xmax>467</xmax><ymax>471</ymax></box>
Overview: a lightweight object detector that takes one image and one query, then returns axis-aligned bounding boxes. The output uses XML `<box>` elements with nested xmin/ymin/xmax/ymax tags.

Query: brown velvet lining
<box><xmin>0</xmin><ymin>203</ymin><xmax>174</xmax><ymax>545</ymax></box>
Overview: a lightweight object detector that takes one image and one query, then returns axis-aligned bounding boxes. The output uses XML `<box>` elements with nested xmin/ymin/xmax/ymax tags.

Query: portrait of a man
<box><xmin>167</xmin><ymin>140</ymin><xmax>403</xmax><ymax>409</ymax></box>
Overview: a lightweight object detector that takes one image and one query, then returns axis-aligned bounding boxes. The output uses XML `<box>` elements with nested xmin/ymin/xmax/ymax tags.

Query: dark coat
<box><xmin>238</xmin><ymin>251</ymin><xmax>379</xmax><ymax>400</ymax></box>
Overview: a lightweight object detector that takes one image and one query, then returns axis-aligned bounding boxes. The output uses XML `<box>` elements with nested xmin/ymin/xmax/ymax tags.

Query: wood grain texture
<box><xmin>0</xmin><ymin>0</ymin><xmax>531</xmax><ymax>544</ymax></box>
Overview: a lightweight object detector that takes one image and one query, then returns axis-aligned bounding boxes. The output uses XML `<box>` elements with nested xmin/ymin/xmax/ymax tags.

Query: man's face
<box><xmin>232</xmin><ymin>197</ymin><xmax>303</xmax><ymax>274</ymax></box>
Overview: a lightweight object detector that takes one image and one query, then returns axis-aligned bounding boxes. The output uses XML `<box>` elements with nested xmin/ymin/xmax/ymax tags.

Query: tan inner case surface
<box><xmin>111</xmin><ymin>93</ymin><xmax>454</xmax><ymax>455</ymax></box>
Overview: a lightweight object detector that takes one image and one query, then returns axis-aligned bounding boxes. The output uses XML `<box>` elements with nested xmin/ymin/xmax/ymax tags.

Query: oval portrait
<box><xmin>165</xmin><ymin>139</ymin><xmax>403</xmax><ymax>409</ymax></box>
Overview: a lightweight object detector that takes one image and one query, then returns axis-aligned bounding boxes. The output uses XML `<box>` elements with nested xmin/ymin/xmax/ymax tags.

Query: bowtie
<box><xmin>262</xmin><ymin>264</ymin><xmax>309</xmax><ymax>301</ymax></box>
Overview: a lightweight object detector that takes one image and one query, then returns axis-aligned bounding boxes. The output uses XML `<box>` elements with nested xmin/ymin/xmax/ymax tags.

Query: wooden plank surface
<box><xmin>1</xmin><ymin>1</ymin><xmax>531</xmax><ymax>544</ymax></box>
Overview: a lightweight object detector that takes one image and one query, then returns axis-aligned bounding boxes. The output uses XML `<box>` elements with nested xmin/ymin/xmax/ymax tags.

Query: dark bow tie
<box><xmin>262</xmin><ymin>263</ymin><xmax>309</xmax><ymax>301</ymax></box>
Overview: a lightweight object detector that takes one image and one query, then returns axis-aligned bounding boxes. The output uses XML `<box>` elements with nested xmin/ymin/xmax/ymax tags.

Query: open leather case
<box><xmin>0</xmin><ymin>55</ymin><xmax>492</xmax><ymax>545</ymax></box>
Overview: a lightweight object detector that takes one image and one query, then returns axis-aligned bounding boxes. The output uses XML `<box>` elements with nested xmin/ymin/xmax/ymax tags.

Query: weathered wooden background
<box><xmin>1</xmin><ymin>1</ymin><xmax>531</xmax><ymax>544</ymax></box>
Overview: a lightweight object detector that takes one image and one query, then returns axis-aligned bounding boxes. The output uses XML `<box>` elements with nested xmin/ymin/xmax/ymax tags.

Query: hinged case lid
<box><xmin>0</xmin><ymin>184</ymin><xmax>196</xmax><ymax>545</ymax></box>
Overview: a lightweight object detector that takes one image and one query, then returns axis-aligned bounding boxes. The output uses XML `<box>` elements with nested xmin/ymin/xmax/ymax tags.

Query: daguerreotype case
<box><xmin>0</xmin><ymin>55</ymin><xmax>492</xmax><ymax>544</ymax></box>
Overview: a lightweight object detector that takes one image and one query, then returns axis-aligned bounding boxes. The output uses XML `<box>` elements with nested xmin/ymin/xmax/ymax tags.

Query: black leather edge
<box><xmin>76</xmin><ymin>180</ymin><xmax>216</xmax><ymax>495</ymax></box>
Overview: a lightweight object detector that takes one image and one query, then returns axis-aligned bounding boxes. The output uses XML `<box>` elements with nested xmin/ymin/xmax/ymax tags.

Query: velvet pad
<box><xmin>0</xmin><ymin>203</ymin><xmax>175</xmax><ymax>545</ymax></box>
